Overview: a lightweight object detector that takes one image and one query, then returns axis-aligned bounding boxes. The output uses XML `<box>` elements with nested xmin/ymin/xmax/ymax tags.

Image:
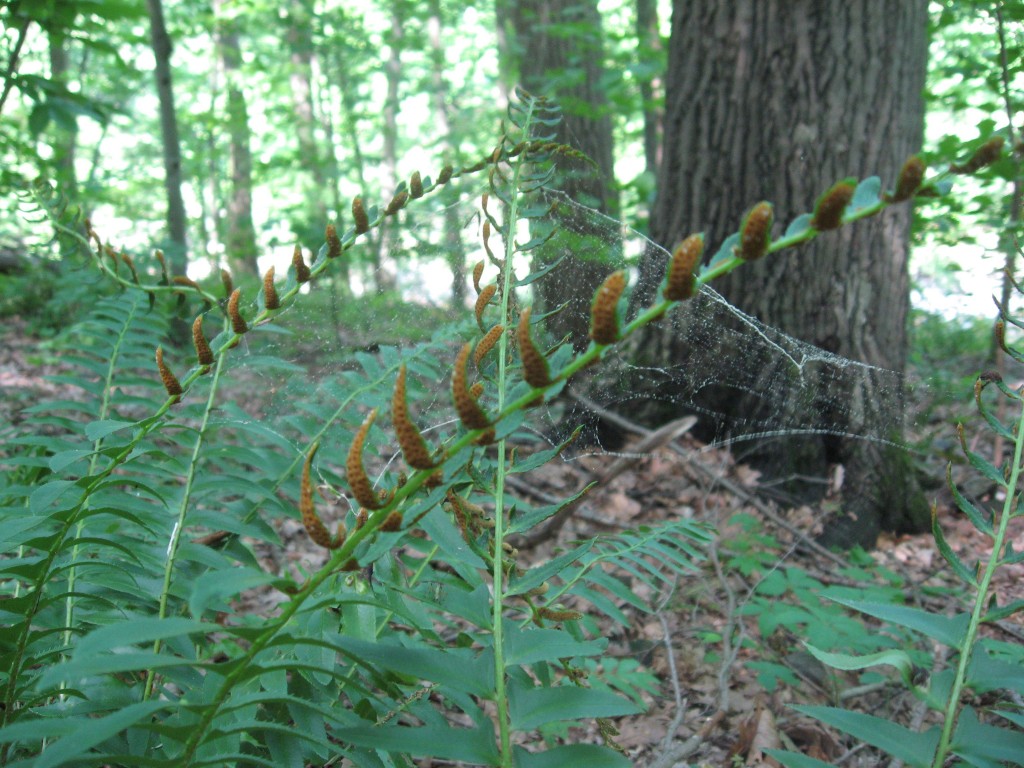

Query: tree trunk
<box><xmin>510</xmin><ymin>0</ymin><xmax>619</xmax><ymax>350</ymax></box>
<box><xmin>377</xmin><ymin>0</ymin><xmax>404</xmax><ymax>293</ymax></box>
<box><xmin>146</xmin><ymin>0</ymin><xmax>188</xmax><ymax>275</ymax></box>
<box><xmin>215</xmin><ymin>0</ymin><xmax>258</xmax><ymax>277</ymax></box>
<box><xmin>631</xmin><ymin>0</ymin><xmax>930</xmax><ymax>548</ymax></box>
<box><xmin>46</xmin><ymin>27</ymin><xmax>78</xmax><ymax>201</ymax></box>
<box><xmin>285</xmin><ymin>0</ymin><xmax>328</xmax><ymax>242</ymax></box>
<box><xmin>427</xmin><ymin>0</ymin><xmax>467</xmax><ymax>308</ymax></box>
<box><xmin>635</xmin><ymin>0</ymin><xmax>663</xmax><ymax>185</ymax></box>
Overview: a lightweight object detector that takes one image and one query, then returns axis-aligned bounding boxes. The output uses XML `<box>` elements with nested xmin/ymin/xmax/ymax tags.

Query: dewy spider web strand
<box><xmin>234</xmin><ymin>180</ymin><xmax>929</xmax><ymax>494</ymax></box>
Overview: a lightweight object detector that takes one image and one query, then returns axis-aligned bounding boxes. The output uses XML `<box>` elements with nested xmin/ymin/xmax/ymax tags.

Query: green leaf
<box><xmin>335</xmin><ymin>636</ymin><xmax>495</xmax><ymax>698</ymax></box>
<box><xmin>792</xmin><ymin>705</ymin><xmax>937</xmax><ymax>767</ymax></box>
<box><xmin>84</xmin><ymin>419</ymin><xmax>136</xmax><ymax>441</ymax></box>
<box><xmin>783</xmin><ymin>213</ymin><xmax>814</xmax><ymax>239</ymax></box>
<box><xmin>26</xmin><ymin>701</ymin><xmax>165</xmax><ymax>768</ymax></box>
<box><xmin>932</xmin><ymin>508</ymin><xmax>977</xmax><ymax>587</ymax></box>
<box><xmin>803</xmin><ymin>644</ymin><xmax>915</xmax><ymax>687</ymax></box>
<box><xmin>508</xmin><ymin>681</ymin><xmax>640</xmax><ymax>731</ymax></box>
<box><xmin>765</xmin><ymin>750</ymin><xmax>836</xmax><ymax>768</ymax></box>
<box><xmin>334</xmin><ymin>723</ymin><xmax>501</xmax><ymax>765</ymax></box>
<box><xmin>951</xmin><ymin>706</ymin><xmax>1024</xmax><ymax>764</ymax></box>
<box><xmin>507</xmin><ymin>541</ymin><xmax>594</xmax><ymax>597</ymax></box>
<box><xmin>849</xmin><ymin>176</ymin><xmax>881</xmax><ymax>213</ymax></box>
<box><xmin>983</xmin><ymin>598</ymin><xmax>1024</xmax><ymax>624</ymax></box>
<box><xmin>76</xmin><ymin>616</ymin><xmax>214</xmax><ymax>656</ymax></box>
<box><xmin>946</xmin><ymin>464</ymin><xmax>993</xmax><ymax>535</ymax></box>
<box><xmin>826</xmin><ymin>597</ymin><xmax>969</xmax><ymax>649</ymax></box>
<box><xmin>503</xmin><ymin>623</ymin><xmax>606</xmax><ymax>666</ymax></box>
<box><xmin>513</xmin><ymin>743</ymin><xmax>631</xmax><ymax>768</ymax></box>
<box><xmin>29</xmin><ymin>479</ymin><xmax>79</xmax><ymax>514</ymax></box>
<box><xmin>189</xmin><ymin>567</ymin><xmax>277</xmax><ymax>617</ymax></box>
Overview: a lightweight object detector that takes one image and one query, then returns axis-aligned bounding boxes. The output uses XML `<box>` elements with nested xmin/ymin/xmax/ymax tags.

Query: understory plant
<box><xmin>771</xmin><ymin>273</ymin><xmax>1024</xmax><ymax>768</ymax></box>
<box><xmin>0</xmin><ymin>90</ymin><xmax>1002</xmax><ymax>767</ymax></box>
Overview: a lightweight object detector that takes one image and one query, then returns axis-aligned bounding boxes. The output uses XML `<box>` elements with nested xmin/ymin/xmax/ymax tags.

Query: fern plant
<box><xmin>0</xmin><ymin>90</ymin><xmax>989</xmax><ymax>767</ymax></box>
<box><xmin>771</xmin><ymin>245</ymin><xmax>1024</xmax><ymax>768</ymax></box>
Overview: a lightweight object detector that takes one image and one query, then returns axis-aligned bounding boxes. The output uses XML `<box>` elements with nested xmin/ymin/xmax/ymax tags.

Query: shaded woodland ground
<box><xmin>3</xmin><ymin>310</ymin><xmax>1021</xmax><ymax>767</ymax></box>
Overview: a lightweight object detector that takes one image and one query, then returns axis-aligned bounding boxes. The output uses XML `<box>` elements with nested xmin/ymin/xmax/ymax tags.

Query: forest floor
<box><xmin>3</xmin><ymin>315</ymin><xmax>1024</xmax><ymax>768</ymax></box>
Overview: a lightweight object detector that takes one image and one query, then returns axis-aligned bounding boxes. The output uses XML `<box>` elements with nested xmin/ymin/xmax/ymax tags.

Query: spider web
<box><xmin>226</xmin><ymin>177</ymin><xmax>935</xmax><ymax>511</ymax></box>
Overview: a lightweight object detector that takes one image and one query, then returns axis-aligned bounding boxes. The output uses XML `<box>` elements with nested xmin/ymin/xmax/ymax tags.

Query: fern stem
<box><xmin>0</xmin><ymin>401</ymin><xmax>174</xmax><ymax>747</ymax></box>
<box><xmin>931</xmin><ymin>393</ymin><xmax>1024</xmax><ymax>768</ymax></box>
<box><xmin>145</xmin><ymin>334</ymin><xmax>228</xmax><ymax>701</ymax></box>
<box><xmin>63</xmin><ymin>296</ymin><xmax>143</xmax><ymax>655</ymax></box>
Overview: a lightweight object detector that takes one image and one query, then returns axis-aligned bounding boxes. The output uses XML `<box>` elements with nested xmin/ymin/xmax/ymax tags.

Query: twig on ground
<box><xmin>657</xmin><ymin>611</ymin><xmax>688</xmax><ymax>752</ymax></box>
<box><xmin>568</xmin><ymin>392</ymin><xmax>850</xmax><ymax>568</ymax></box>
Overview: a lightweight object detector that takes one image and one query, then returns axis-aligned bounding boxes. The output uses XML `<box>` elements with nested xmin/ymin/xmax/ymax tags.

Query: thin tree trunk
<box><xmin>510</xmin><ymin>0</ymin><xmax>619</xmax><ymax>349</ymax></box>
<box><xmin>427</xmin><ymin>0</ymin><xmax>467</xmax><ymax>308</ymax></box>
<box><xmin>214</xmin><ymin>0</ymin><xmax>258</xmax><ymax>276</ymax></box>
<box><xmin>286</xmin><ymin>0</ymin><xmax>328</xmax><ymax>240</ymax></box>
<box><xmin>636</xmin><ymin>0</ymin><xmax>663</xmax><ymax>186</ymax></box>
<box><xmin>631</xmin><ymin>0</ymin><xmax>930</xmax><ymax>547</ymax></box>
<box><xmin>46</xmin><ymin>28</ymin><xmax>78</xmax><ymax>201</ymax></box>
<box><xmin>146</xmin><ymin>0</ymin><xmax>188</xmax><ymax>274</ymax></box>
<box><xmin>377</xmin><ymin>1</ymin><xmax>404</xmax><ymax>292</ymax></box>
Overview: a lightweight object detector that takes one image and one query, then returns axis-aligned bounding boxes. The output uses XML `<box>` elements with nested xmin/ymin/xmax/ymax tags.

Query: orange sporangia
<box><xmin>811</xmin><ymin>181</ymin><xmax>855</xmax><ymax>231</ymax></box>
<box><xmin>192</xmin><ymin>315</ymin><xmax>214</xmax><ymax>366</ymax></box>
<box><xmin>452</xmin><ymin>342</ymin><xmax>491</xmax><ymax>430</ymax></box>
<box><xmin>346</xmin><ymin>409</ymin><xmax>387</xmax><ymax>510</ymax></box>
<box><xmin>300</xmin><ymin>443</ymin><xmax>345</xmax><ymax>549</ymax></box>
<box><xmin>220</xmin><ymin>268</ymin><xmax>233</xmax><ymax>298</ymax></box>
<box><xmin>385</xmin><ymin>190</ymin><xmax>409</xmax><ymax>216</ymax></box>
<box><xmin>951</xmin><ymin>136</ymin><xmax>1005</xmax><ymax>174</ymax></box>
<box><xmin>340</xmin><ymin>558</ymin><xmax>360</xmax><ymax>572</ymax></box>
<box><xmin>227</xmin><ymin>288</ymin><xmax>248</xmax><ymax>334</ymax></box>
<box><xmin>155</xmin><ymin>347</ymin><xmax>183</xmax><ymax>398</ymax></box>
<box><xmin>392</xmin><ymin>364</ymin><xmax>437</xmax><ymax>470</ymax></box>
<box><xmin>447</xmin><ymin>490</ymin><xmax>469</xmax><ymax>536</ymax></box>
<box><xmin>437</xmin><ymin>165</ymin><xmax>454</xmax><ymax>185</ymax></box>
<box><xmin>380</xmin><ymin>511</ymin><xmax>403</xmax><ymax>532</ymax></box>
<box><xmin>664</xmin><ymin>233</ymin><xmax>703</xmax><ymax>302</ymax></box>
<box><xmin>737</xmin><ymin>201</ymin><xmax>773</xmax><ymax>261</ymax></box>
<box><xmin>472</xmin><ymin>261</ymin><xmax>485</xmax><ymax>294</ymax></box>
<box><xmin>155</xmin><ymin>250</ymin><xmax>169</xmax><ymax>283</ymax></box>
<box><xmin>410</xmin><ymin>171</ymin><xmax>423</xmax><ymax>199</ymax></box>
<box><xmin>995</xmin><ymin>320</ymin><xmax>1007</xmax><ymax>352</ymax></box>
<box><xmin>469</xmin><ymin>381</ymin><xmax>484</xmax><ymax>399</ymax></box>
<box><xmin>326</xmin><ymin>223</ymin><xmax>342</xmax><ymax>259</ymax></box>
<box><xmin>590</xmin><ymin>270</ymin><xmax>627</xmax><ymax>345</ymax></box>
<box><xmin>355</xmin><ymin>508</ymin><xmax>368</xmax><ymax>529</ymax></box>
<box><xmin>292</xmin><ymin>244</ymin><xmax>311</xmax><ymax>283</ymax></box>
<box><xmin>517</xmin><ymin>307</ymin><xmax>551</xmax><ymax>388</ymax></box>
<box><xmin>475</xmin><ymin>283</ymin><xmax>497</xmax><ymax>331</ymax></box>
<box><xmin>172</xmin><ymin>275</ymin><xmax>202</xmax><ymax>291</ymax></box>
<box><xmin>474</xmin><ymin>324</ymin><xmax>505</xmax><ymax>368</ymax></box>
<box><xmin>121</xmin><ymin>252</ymin><xmax>140</xmax><ymax>283</ymax></box>
<box><xmin>887</xmin><ymin>156</ymin><xmax>926</xmax><ymax>202</ymax></box>
<box><xmin>537</xmin><ymin>607</ymin><xmax>584</xmax><ymax>622</ymax></box>
<box><xmin>352</xmin><ymin>197</ymin><xmax>370</xmax><ymax>234</ymax></box>
<box><xmin>263</xmin><ymin>266</ymin><xmax>280</xmax><ymax>310</ymax></box>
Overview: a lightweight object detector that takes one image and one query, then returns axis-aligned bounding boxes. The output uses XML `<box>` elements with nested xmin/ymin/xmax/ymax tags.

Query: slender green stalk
<box><xmin>64</xmin><ymin>297</ymin><xmax>143</xmax><ymax>653</ymax></box>
<box><xmin>144</xmin><ymin>330</ymin><xmax>229</xmax><ymax>700</ymax></box>
<box><xmin>931</xmin><ymin>393</ymin><xmax>1024</xmax><ymax>768</ymax></box>
<box><xmin>490</xmin><ymin>103</ymin><xmax>536</xmax><ymax>768</ymax></box>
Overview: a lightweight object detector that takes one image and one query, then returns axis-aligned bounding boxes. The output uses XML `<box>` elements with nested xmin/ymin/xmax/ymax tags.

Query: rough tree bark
<box><xmin>145</xmin><ymin>0</ymin><xmax>188</xmax><ymax>274</ymax></box>
<box><xmin>508</xmin><ymin>0</ymin><xmax>619</xmax><ymax>349</ymax></box>
<box><xmin>630</xmin><ymin>0</ymin><xmax>931</xmax><ymax>548</ymax></box>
